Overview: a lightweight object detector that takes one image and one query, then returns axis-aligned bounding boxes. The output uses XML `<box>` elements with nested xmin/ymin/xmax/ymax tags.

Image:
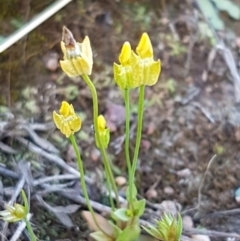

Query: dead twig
<box><xmin>182</xmin><ymin>154</ymin><xmax>217</xmax><ymax>215</ymax></box>
<box><xmin>33</xmin><ymin>174</ymin><xmax>78</xmax><ymax>186</ymax></box>
<box><xmin>16</xmin><ymin>137</ymin><xmax>94</xmax><ymax>183</ymax></box>
<box><xmin>59</xmin><ymin>189</ymin><xmax>112</xmax><ymax>214</ymax></box>
<box><xmin>0</xmin><ymin>166</ymin><xmax>19</xmax><ymax>179</ymax></box>
<box><xmin>183</xmin><ymin>227</ymin><xmax>240</xmax><ymax>239</ymax></box>
<box><xmin>9</xmin><ymin>214</ymin><xmax>33</xmax><ymax>241</ymax></box>
<box><xmin>192</xmin><ymin>102</ymin><xmax>215</xmax><ymax>123</ymax></box>
<box><xmin>184</xmin><ymin>11</ymin><xmax>200</xmax><ymax>77</ymax></box>
<box><xmin>195</xmin><ymin>0</ymin><xmax>240</xmax><ymax>103</ymax></box>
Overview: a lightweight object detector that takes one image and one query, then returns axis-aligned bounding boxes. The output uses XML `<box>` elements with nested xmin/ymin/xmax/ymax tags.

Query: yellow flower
<box><xmin>134</xmin><ymin>32</ymin><xmax>161</xmax><ymax>86</ymax></box>
<box><xmin>113</xmin><ymin>42</ymin><xmax>137</xmax><ymax>90</ymax></box>
<box><xmin>95</xmin><ymin>115</ymin><xmax>110</xmax><ymax>149</ymax></box>
<box><xmin>53</xmin><ymin>101</ymin><xmax>81</xmax><ymax>138</ymax></box>
<box><xmin>0</xmin><ymin>203</ymin><xmax>27</xmax><ymax>222</ymax></box>
<box><xmin>60</xmin><ymin>26</ymin><xmax>93</xmax><ymax>77</ymax></box>
<box><xmin>113</xmin><ymin>33</ymin><xmax>161</xmax><ymax>89</ymax></box>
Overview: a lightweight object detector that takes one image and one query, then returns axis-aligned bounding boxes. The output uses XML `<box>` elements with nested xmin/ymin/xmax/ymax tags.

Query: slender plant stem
<box><xmin>25</xmin><ymin>218</ymin><xmax>37</xmax><ymax>241</ymax></box>
<box><xmin>129</xmin><ymin>85</ymin><xmax>145</xmax><ymax>207</ymax></box>
<box><xmin>82</xmin><ymin>74</ymin><xmax>120</xmax><ymax>208</ymax></box>
<box><xmin>124</xmin><ymin>88</ymin><xmax>131</xmax><ymax>178</ymax></box>
<box><xmin>103</xmin><ymin>161</ymin><xmax>115</xmax><ymax>211</ymax></box>
<box><xmin>69</xmin><ymin>135</ymin><xmax>109</xmax><ymax>236</ymax></box>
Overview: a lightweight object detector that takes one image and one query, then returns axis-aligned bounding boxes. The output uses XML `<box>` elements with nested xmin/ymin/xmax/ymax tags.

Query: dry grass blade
<box><xmin>16</xmin><ymin>137</ymin><xmax>94</xmax><ymax>184</ymax></box>
<box><xmin>35</xmin><ymin>195</ymin><xmax>79</xmax><ymax>228</ymax></box>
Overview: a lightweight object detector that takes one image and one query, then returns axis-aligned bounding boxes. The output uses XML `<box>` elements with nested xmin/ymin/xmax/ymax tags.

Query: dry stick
<box><xmin>183</xmin><ymin>227</ymin><xmax>240</xmax><ymax>240</ymax></box>
<box><xmin>58</xmin><ymin>190</ymin><xmax>112</xmax><ymax>214</ymax></box>
<box><xmin>217</xmin><ymin>43</ymin><xmax>240</xmax><ymax>102</ymax></box>
<box><xmin>181</xmin><ymin>154</ymin><xmax>217</xmax><ymax>214</ymax></box>
<box><xmin>192</xmin><ymin>102</ymin><xmax>215</xmax><ymax>123</ymax></box>
<box><xmin>184</xmin><ymin>11</ymin><xmax>200</xmax><ymax>77</ymax></box>
<box><xmin>1</xmin><ymin>165</ymin><xmax>127</xmax><ymax>206</ymax></box>
<box><xmin>16</xmin><ymin>137</ymin><xmax>93</xmax><ymax>184</ymax></box>
<box><xmin>9</xmin><ymin>214</ymin><xmax>33</xmax><ymax>241</ymax></box>
<box><xmin>33</xmin><ymin>174</ymin><xmax>78</xmax><ymax>186</ymax></box>
<box><xmin>195</xmin><ymin>0</ymin><xmax>240</xmax><ymax>103</ymax></box>
<box><xmin>194</xmin><ymin>208</ymin><xmax>240</xmax><ymax>220</ymax></box>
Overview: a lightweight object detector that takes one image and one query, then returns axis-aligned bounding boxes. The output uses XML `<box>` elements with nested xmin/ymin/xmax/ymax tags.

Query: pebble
<box><xmin>164</xmin><ymin>186</ymin><xmax>174</xmax><ymax>195</ymax></box>
<box><xmin>182</xmin><ymin>215</ymin><xmax>193</xmax><ymax>229</ymax></box>
<box><xmin>191</xmin><ymin>235</ymin><xmax>211</xmax><ymax>241</ymax></box>
<box><xmin>145</xmin><ymin>188</ymin><xmax>158</xmax><ymax>200</ymax></box>
<box><xmin>115</xmin><ymin>176</ymin><xmax>127</xmax><ymax>187</ymax></box>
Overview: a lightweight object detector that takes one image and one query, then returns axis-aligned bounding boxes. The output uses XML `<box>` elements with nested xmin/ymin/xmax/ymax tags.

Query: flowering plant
<box><xmin>0</xmin><ymin>26</ymin><xmax>182</xmax><ymax>241</ymax></box>
<box><xmin>51</xmin><ymin>26</ymin><xmax>181</xmax><ymax>241</ymax></box>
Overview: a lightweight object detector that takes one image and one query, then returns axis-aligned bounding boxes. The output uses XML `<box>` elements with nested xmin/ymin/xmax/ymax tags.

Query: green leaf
<box><xmin>108</xmin><ymin>221</ymin><xmax>122</xmax><ymax>238</ymax></box>
<box><xmin>126</xmin><ymin>184</ymin><xmax>137</xmax><ymax>201</ymax></box>
<box><xmin>176</xmin><ymin>213</ymin><xmax>183</xmax><ymax>241</ymax></box>
<box><xmin>133</xmin><ymin>199</ymin><xmax>146</xmax><ymax>217</ymax></box>
<box><xmin>112</xmin><ymin>208</ymin><xmax>132</xmax><ymax>222</ymax></box>
<box><xmin>141</xmin><ymin>224</ymin><xmax>162</xmax><ymax>240</ymax></box>
<box><xmin>211</xmin><ymin>0</ymin><xmax>240</xmax><ymax>20</ymax></box>
<box><xmin>21</xmin><ymin>189</ymin><xmax>29</xmax><ymax>215</ymax></box>
<box><xmin>196</xmin><ymin>0</ymin><xmax>224</xmax><ymax>30</ymax></box>
<box><xmin>116</xmin><ymin>224</ymin><xmax>141</xmax><ymax>241</ymax></box>
<box><xmin>90</xmin><ymin>231</ymin><xmax>112</xmax><ymax>241</ymax></box>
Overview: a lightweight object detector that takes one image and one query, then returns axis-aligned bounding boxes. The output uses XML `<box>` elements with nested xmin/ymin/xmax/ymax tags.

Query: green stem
<box><xmin>124</xmin><ymin>88</ymin><xmax>131</xmax><ymax>178</ymax></box>
<box><xmin>82</xmin><ymin>74</ymin><xmax>120</xmax><ymax>208</ymax></box>
<box><xmin>69</xmin><ymin>135</ymin><xmax>109</xmax><ymax>236</ymax></box>
<box><xmin>103</xmin><ymin>161</ymin><xmax>115</xmax><ymax>211</ymax></box>
<box><xmin>25</xmin><ymin>218</ymin><xmax>37</xmax><ymax>241</ymax></box>
<box><xmin>129</xmin><ymin>85</ymin><xmax>145</xmax><ymax>208</ymax></box>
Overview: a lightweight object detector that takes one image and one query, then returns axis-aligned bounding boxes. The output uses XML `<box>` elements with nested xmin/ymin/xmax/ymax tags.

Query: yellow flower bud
<box><xmin>95</xmin><ymin>115</ymin><xmax>110</xmax><ymax>149</ymax></box>
<box><xmin>60</xmin><ymin>26</ymin><xmax>93</xmax><ymax>77</ymax></box>
<box><xmin>119</xmin><ymin>42</ymin><xmax>131</xmax><ymax>66</ymax></box>
<box><xmin>0</xmin><ymin>203</ymin><xmax>27</xmax><ymax>223</ymax></box>
<box><xmin>97</xmin><ymin>115</ymin><xmax>106</xmax><ymax>131</ymax></box>
<box><xmin>136</xmin><ymin>32</ymin><xmax>153</xmax><ymax>59</ymax></box>
<box><xmin>53</xmin><ymin>101</ymin><xmax>81</xmax><ymax>138</ymax></box>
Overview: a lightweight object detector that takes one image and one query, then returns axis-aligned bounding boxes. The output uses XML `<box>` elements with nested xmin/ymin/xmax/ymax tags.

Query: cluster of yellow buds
<box><xmin>53</xmin><ymin>101</ymin><xmax>81</xmax><ymax>138</ymax></box>
<box><xmin>60</xmin><ymin>26</ymin><xmax>93</xmax><ymax>77</ymax></box>
<box><xmin>113</xmin><ymin>33</ymin><xmax>161</xmax><ymax>89</ymax></box>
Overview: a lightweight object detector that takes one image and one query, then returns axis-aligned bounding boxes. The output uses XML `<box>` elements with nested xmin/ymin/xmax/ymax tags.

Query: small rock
<box><xmin>178</xmin><ymin>116</ymin><xmax>185</xmax><ymax>125</ymax></box>
<box><xmin>191</xmin><ymin>235</ymin><xmax>211</xmax><ymax>241</ymax></box>
<box><xmin>105</xmin><ymin>103</ymin><xmax>125</xmax><ymax>132</ymax></box>
<box><xmin>141</xmin><ymin>139</ymin><xmax>151</xmax><ymax>151</ymax></box>
<box><xmin>236</xmin><ymin>36</ymin><xmax>240</xmax><ymax>48</ymax></box>
<box><xmin>164</xmin><ymin>186</ymin><xmax>174</xmax><ymax>195</ymax></box>
<box><xmin>182</xmin><ymin>215</ymin><xmax>193</xmax><ymax>229</ymax></box>
<box><xmin>146</xmin><ymin>122</ymin><xmax>156</xmax><ymax>135</ymax></box>
<box><xmin>145</xmin><ymin>188</ymin><xmax>158</xmax><ymax>200</ymax></box>
<box><xmin>42</xmin><ymin>52</ymin><xmax>59</xmax><ymax>71</ymax></box>
<box><xmin>115</xmin><ymin>176</ymin><xmax>126</xmax><ymax>187</ymax></box>
<box><xmin>157</xmin><ymin>200</ymin><xmax>182</xmax><ymax>215</ymax></box>
<box><xmin>176</xmin><ymin>168</ymin><xmax>191</xmax><ymax>177</ymax></box>
<box><xmin>90</xmin><ymin>149</ymin><xmax>100</xmax><ymax>162</ymax></box>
